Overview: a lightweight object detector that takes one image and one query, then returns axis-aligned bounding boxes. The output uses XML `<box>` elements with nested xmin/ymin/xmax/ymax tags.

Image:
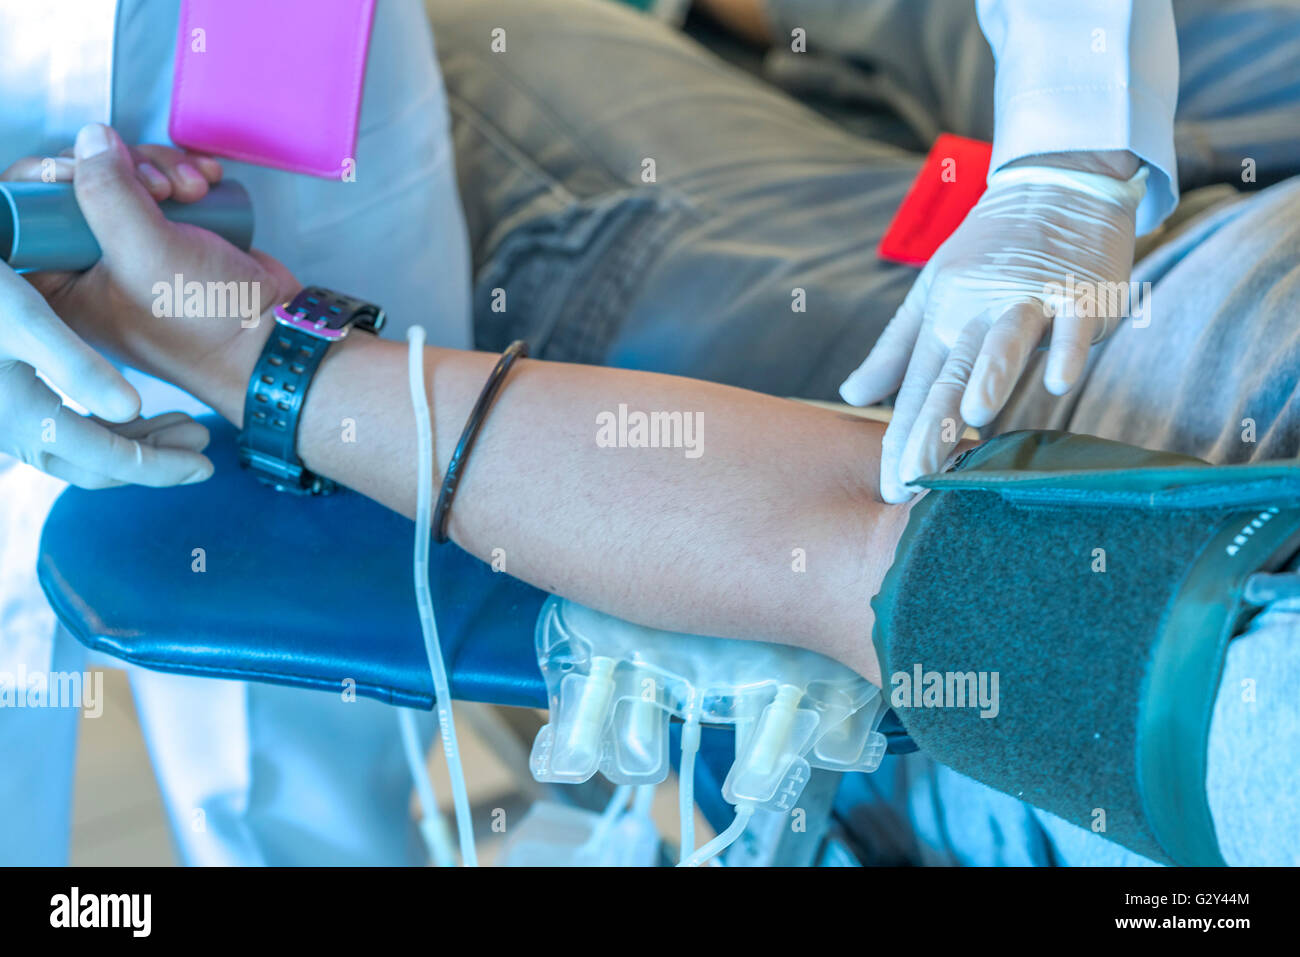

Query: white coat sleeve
<box><xmin>976</xmin><ymin>0</ymin><xmax>1179</xmax><ymax>234</ymax></box>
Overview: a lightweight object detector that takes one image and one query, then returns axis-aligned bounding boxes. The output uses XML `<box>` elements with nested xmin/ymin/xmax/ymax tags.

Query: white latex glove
<box><xmin>840</xmin><ymin>163</ymin><xmax>1148</xmax><ymax>502</ymax></box>
<box><xmin>0</xmin><ymin>263</ymin><xmax>212</xmax><ymax>489</ymax></box>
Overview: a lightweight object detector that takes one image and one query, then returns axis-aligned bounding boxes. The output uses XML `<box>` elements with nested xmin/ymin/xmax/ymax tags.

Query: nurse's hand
<box><xmin>0</xmin><ymin>262</ymin><xmax>213</xmax><ymax>488</ymax></box>
<box><xmin>36</xmin><ymin>124</ymin><xmax>298</xmax><ymax>421</ymax></box>
<box><xmin>839</xmin><ymin>154</ymin><xmax>1148</xmax><ymax>503</ymax></box>
<box><xmin>0</xmin><ymin>139</ymin><xmax>228</xmax><ymax>487</ymax></box>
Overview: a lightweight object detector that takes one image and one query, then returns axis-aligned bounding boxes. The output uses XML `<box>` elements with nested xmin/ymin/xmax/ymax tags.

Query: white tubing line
<box><xmin>407</xmin><ymin>326</ymin><xmax>478</xmax><ymax>867</ymax></box>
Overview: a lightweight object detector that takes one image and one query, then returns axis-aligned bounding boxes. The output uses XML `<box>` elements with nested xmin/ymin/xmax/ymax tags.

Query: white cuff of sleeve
<box><xmin>988</xmin><ymin>83</ymin><xmax>1178</xmax><ymax>235</ymax></box>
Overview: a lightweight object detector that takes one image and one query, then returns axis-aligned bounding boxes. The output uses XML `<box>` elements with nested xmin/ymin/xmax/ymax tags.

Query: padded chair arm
<box><xmin>37</xmin><ymin>417</ymin><xmax>549</xmax><ymax>710</ymax></box>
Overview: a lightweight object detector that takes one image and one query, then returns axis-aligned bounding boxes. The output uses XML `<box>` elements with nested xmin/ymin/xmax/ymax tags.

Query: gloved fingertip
<box><xmin>876</xmin><ymin>446</ymin><xmax>913</xmax><ymax>504</ymax></box>
<box><xmin>881</xmin><ymin>457</ymin><xmax>922</xmax><ymax>501</ymax></box>
<box><xmin>1044</xmin><ymin>344</ymin><xmax>1089</xmax><ymax>396</ymax></box>
<box><xmin>182</xmin><ymin>461</ymin><xmax>215</xmax><ymax>485</ymax></box>
<box><xmin>93</xmin><ymin>387</ymin><xmax>143</xmax><ymax>424</ymax></box>
<box><xmin>1043</xmin><ymin>365</ymin><xmax>1077</xmax><ymax>397</ymax></box>
<box><xmin>959</xmin><ymin>399</ymin><xmax>993</xmax><ymax>428</ymax></box>
<box><xmin>959</xmin><ymin>382</ymin><xmax>996</xmax><ymax>430</ymax></box>
<box><xmin>898</xmin><ymin>429</ymin><xmax>949</xmax><ymax>486</ymax></box>
<box><xmin>879</xmin><ymin>480</ymin><xmax>917</xmax><ymax>505</ymax></box>
<box><xmin>897</xmin><ymin>464</ymin><xmax>924</xmax><ymax>488</ymax></box>
<box><xmin>896</xmin><ymin>457</ymin><xmax>926</xmax><ymax>489</ymax></box>
<box><xmin>962</xmin><ymin>383</ymin><xmax>1004</xmax><ymax>426</ymax></box>
<box><xmin>838</xmin><ymin>372</ymin><xmax>870</xmax><ymax>407</ymax></box>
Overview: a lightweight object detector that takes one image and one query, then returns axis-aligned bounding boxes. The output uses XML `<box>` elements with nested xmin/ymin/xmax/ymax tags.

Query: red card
<box><xmin>878</xmin><ymin>134</ymin><xmax>993</xmax><ymax>266</ymax></box>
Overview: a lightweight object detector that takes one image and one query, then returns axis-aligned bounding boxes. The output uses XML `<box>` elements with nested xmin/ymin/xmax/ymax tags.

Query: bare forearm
<box><xmin>205</xmin><ymin>333</ymin><xmax>907</xmax><ymax>682</ymax></box>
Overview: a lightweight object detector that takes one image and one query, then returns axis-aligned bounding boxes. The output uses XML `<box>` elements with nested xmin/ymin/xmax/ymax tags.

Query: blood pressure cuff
<box><xmin>871</xmin><ymin>430</ymin><xmax>1300</xmax><ymax>866</ymax></box>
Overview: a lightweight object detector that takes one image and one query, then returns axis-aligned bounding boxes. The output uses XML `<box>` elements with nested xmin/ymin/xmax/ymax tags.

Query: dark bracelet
<box><xmin>433</xmin><ymin>339</ymin><xmax>530</xmax><ymax>544</ymax></box>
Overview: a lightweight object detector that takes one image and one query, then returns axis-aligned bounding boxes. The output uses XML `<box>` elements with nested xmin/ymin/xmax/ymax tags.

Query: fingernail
<box><xmin>137</xmin><ymin>162</ymin><xmax>168</xmax><ymax>191</ymax></box>
<box><xmin>193</xmin><ymin>156</ymin><xmax>223</xmax><ymax>180</ymax></box>
<box><xmin>177</xmin><ymin>162</ymin><xmax>205</xmax><ymax>187</ymax></box>
<box><xmin>75</xmin><ymin>123</ymin><xmax>112</xmax><ymax>159</ymax></box>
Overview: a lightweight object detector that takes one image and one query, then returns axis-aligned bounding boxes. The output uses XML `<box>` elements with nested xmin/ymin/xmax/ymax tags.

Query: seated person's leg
<box><xmin>1170</xmin><ymin>0</ymin><xmax>1300</xmax><ymax>189</ymax></box>
<box><xmin>728</xmin><ymin>0</ymin><xmax>996</xmax><ymax>148</ymax></box>
<box><xmin>429</xmin><ymin>0</ymin><xmax>924</xmax><ymax>399</ymax></box>
<box><xmin>432</xmin><ymin>0</ymin><xmax>1300</xmax><ymax>410</ymax></box>
<box><xmin>1207</xmin><ymin>590</ymin><xmax>1300</xmax><ymax>866</ymax></box>
<box><xmin>715</xmin><ymin>0</ymin><xmax>1300</xmax><ymax>190</ymax></box>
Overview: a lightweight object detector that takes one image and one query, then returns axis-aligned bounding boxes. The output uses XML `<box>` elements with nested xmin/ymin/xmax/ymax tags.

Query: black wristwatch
<box><xmin>238</xmin><ymin>286</ymin><xmax>385</xmax><ymax>494</ymax></box>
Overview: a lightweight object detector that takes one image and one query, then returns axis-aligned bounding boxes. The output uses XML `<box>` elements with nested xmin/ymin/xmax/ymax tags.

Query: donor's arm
<box><xmin>47</xmin><ymin>124</ymin><xmax>912</xmax><ymax>685</ymax></box>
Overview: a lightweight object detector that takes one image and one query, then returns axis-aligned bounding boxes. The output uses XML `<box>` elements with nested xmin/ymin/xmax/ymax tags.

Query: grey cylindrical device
<box><xmin>0</xmin><ymin>180</ymin><xmax>254</xmax><ymax>271</ymax></box>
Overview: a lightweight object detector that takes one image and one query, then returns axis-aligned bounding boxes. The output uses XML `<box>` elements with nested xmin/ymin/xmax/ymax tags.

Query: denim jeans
<box><xmin>758</xmin><ymin>0</ymin><xmax>1300</xmax><ymax>191</ymax></box>
<box><xmin>433</xmin><ymin>0</ymin><xmax>924</xmax><ymax>398</ymax></box>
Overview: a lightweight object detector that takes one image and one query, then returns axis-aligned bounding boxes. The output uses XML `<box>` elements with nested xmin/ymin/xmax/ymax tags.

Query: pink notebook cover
<box><xmin>169</xmin><ymin>0</ymin><xmax>377</xmax><ymax>178</ymax></box>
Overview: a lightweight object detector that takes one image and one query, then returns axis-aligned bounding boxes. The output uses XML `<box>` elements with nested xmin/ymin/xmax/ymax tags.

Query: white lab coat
<box><xmin>0</xmin><ymin>0</ymin><xmax>468</xmax><ymax>864</ymax></box>
<box><xmin>977</xmin><ymin>0</ymin><xmax>1180</xmax><ymax>234</ymax></box>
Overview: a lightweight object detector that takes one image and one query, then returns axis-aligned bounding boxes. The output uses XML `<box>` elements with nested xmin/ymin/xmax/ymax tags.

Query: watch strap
<box><xmin>240</xmin><ymin>324</ymin><xmax>335</xmax><ymax>494</ymax></box>
<box><xmin>238</xmin><ymin>286</ymin><xmax>385</xmax><ymax>495</ymax></box>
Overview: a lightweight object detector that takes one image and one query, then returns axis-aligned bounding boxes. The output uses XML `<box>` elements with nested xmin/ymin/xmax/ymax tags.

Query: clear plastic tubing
<box><xmin>678</xmin><ymin>709</ymin><xmax>702</xmax><ymax>862</ymax></box>
<box><xmin>398</xmin><ymin>708</ymin><xmax>456</xmax><ymax>867</ymax></box>
<box><xmin>678</xmin><ymin>805</ymin><xmax>754</xmax><ymax>868</ymax></box>
<box><xmin>407</xmin><ymin>326</ymin><xmax>478</xmax><ymax>867</ymax></box>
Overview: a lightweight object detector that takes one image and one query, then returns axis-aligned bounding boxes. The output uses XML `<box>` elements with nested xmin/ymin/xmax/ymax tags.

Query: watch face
<box><xmin>274</xmin><ymin>288</ymin><xmax>383</xmax><ymax>340</ymax></box>
<box><xmin>274</xmin><ymin>305</ymin><xmax>350</xmax><ymax>341</ymax></box>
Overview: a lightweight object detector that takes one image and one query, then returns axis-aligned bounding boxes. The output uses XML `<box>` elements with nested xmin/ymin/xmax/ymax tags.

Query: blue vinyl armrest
<box><xmin>37</xmin><ymin>417</ymin><xmax>549</xmax><ymax>710</ymax></box>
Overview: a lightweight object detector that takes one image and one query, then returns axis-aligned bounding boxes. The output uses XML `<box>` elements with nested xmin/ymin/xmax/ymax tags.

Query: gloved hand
<box><xmin>0</xmin><ymin>262</ymin><xmax>212</xmax><ymax>488</ymax></box>
<box><xmin>0</xmin><ymin>142</ymin><xmax>222</xmax><ymax>488</ymax></box>
<box><xmin>840</xmin><ymin>162</ymin><xmax>1148</xmax><ymax>503</ymax></box>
